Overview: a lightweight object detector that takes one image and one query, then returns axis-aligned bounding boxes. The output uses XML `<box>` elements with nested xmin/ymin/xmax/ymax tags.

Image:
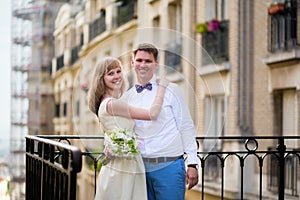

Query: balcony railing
<box><xmin>202</xmin><ymin>20</ymin><xmax>229</xmax><ymax>66</ymax></box>
<box><xmin>89</xmin><ymin>17</ymin><xmax>106</xmax><ymax>42</ymax></box>
<box><xmin>116</xmin><ymin>0</ymin><xmax>136</xmax><ymax>27</ymax></box>
<box><xmin>268</xmin><ymin>0</ymin><xmax>298</xmax><ymax>53</ymax></box>
<box><xmin>25</xmin><ymin>135</ymin><xmax>82</xmax><ymax>200</ymax></box>
<box><xmin>26</xmin><ymin>135</ymin><xmax>300</xmax><ymax>200</ymax></box>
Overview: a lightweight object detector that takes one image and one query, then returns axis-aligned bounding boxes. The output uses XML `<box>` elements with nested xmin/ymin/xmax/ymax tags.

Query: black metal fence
<box><xmin>25</xmin><ymin>135</ymin><xmax>82</xmax><ymax>200</ymax></box>
<box><xmin>196</xmin><ymin>136</ymin><xmax>300</xmax><ymax>200</ymax></box>
<box><xmin>26</xmin><ymin>135</ymin><xmax>300</xmax><ymax>200</ymax></box>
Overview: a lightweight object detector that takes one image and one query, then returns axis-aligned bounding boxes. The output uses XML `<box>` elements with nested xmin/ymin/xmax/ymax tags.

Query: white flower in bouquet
<box><xmin>104</xmin><ymin>129</ymin><xmax>140</xmax><ymax>158</ymax></box>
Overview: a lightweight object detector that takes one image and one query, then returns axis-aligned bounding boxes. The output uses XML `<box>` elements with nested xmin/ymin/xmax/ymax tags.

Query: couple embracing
<box><xmin>87</xmin><ymin>43</ymin><xmax>199</xmax><ymax>200</ymax></box>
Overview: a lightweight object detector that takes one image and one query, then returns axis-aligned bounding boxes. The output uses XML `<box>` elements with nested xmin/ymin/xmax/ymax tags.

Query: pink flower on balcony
<box><xmin>80</xmin><ymin>82</ymin><xmax>89</xmax><ymax>93</ymax></box>
<box><xmin>207</xmin><ymin>19</ymin><xmax>220</xmax><ymax>32</ymax></box>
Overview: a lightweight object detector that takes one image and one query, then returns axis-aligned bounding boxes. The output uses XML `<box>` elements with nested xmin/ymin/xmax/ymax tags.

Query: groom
<box><xmin>123</xmin><ymin>43</ymin><xmax>199</xmax><ymax>200</ymax></box>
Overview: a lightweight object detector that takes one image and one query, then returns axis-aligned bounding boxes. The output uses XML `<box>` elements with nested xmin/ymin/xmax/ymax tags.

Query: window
<box><xmin>201</xmin><ymin>20</ymin><xmax>229</xmax><ymax>65</ymax></box>
<box><xmin>202</xmin><ymin>0</ymin><xmax>229</xmax><ymax>66</ymax></box>
<box><xmin>76</xmin><ymin>100</ymin><xmax>80</xmax><ymax>116</ymax></box>
<box><xmin>164</xmin><ymin>1</ymin><xmax>182</xmax><ymax>74</ymax></box>
<box><xmin>204</xmin><ymin>155</ymin><xmax>221</xmax><ymax>181</ymax></box>
<box><xmin>268</xmin><ymin>0</ymin><xmax>297</xmax><ymax>52</ymax></box>
<box><xmin>80</xmin><ymin>32</ymin><xmax>84</xmax><ymax>47</ymax></box>
<box><xmin>285</xmin><ymin>155</ymin><xmax>298</xmax><ymax>195</ymax></box>
<box><xmin>206</xmin><ymin>0</ymin><xmax>228</xmax><ymax>21</ymax></box>
<box><xmin>168</xmin><ymin>3</ymin><xmax>181</xmax><ymax>32</ymax></box>
<box><xmin>268</xmin><ymin>153</ymin><xmax>298</xmax><ymax>196</ymax></box>
<box><xmin>63</xmin><ymin>102</ymin><xmax>67</xmax><ymax>117</ymax></box>
<box><xmin>55</xmin><ymin>103</ymin><xmax>60</xmax><ymax>117</ymax></box>
<box><xmin>203</xmin><ymin>95</ymin><xmax>225</xmax><ymax>181</ymax></box>
<box><xmin>204</xmin><ymin>95</ymin><xmax>225</xmax><ymax>148</ymax></box>
<box><xmin>153</xmin><ymin>16</ymin><xmax>160</xmax><ymax>45</ymax></box>
<box><xmin>269</xmin><ymin>89</ymin><xmax>298</xmax><ymax>196</ymax></box>
<box><xmin>167</xmin><ymin>1</ymin><xmax>182</xmax><ymax>43</ymax></box>
<box><xmin>273</xmin><ymin>89</ymin><xmax>297</xmax><ymax>137</ymax></box>
<box><xmin>164</xmin><ymin>43</ymin><xmax>182</xmax><ymax>73</ymax></box>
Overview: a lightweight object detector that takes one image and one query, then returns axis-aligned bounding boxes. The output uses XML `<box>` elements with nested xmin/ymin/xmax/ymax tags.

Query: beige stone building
<box><xmin>50</xmin><ymin>0</ymin><xmax>300</xmax><ymax>199</ymax></box>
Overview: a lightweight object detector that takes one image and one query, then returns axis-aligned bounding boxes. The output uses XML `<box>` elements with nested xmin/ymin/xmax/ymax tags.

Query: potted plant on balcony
<box><xmin>196</xmin><ymin>19</ymin><xmax>221</xmax><ymax>34</ymax></box>
<box><xmin>207</xmin><ymin>19</ymin><xmax>220</xmax><ymax>32</ymax></box>
<box><xmin>268</xmin><ymin>2</ymin><xmax>285</xmax><ymax>15</ymax></box>
<box><xmin>195</xmin><ymin>22</ymin><xmax>208</xmax><ymax>34</ymax></box>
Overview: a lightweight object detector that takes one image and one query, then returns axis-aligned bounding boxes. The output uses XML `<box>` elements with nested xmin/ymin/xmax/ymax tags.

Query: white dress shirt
<box><xmin>122</xmin><ymin>76</ymin><xmax>198</xmax><ymax>165</ymax></box>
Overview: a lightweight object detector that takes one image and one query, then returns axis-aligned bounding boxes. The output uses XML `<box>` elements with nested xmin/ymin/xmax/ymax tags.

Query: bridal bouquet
<box><xmin>104</xmin><ymin>128</ymin><xmax>140</xmax><ymax>158</ymax></box>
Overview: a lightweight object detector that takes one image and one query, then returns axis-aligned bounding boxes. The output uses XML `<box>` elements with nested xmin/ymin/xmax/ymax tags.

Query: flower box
<box><xmin>268</xmin><ymin>3</ymin><xmax>285</xmax><ymax>15</ymax></box>
<box><xmin>207</xmin><ymin>19</ymin><xmax>220</xmax><ymax>32</ymax></box>
<box><xmin>196</xmin><ymin>23</ymin><xmax>208</xmax><ymax>34</ymax></box>
<box><xmin>196</xmin><ymin>19</ymin><xmax>222</xmax><ymax>34</ymax></box>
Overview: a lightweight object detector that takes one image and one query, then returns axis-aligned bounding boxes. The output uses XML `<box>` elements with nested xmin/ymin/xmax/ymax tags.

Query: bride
<box><xmin>87</xmin><ymin>57</ymin><xmax>168</xmax><ymax>200</ymax></box>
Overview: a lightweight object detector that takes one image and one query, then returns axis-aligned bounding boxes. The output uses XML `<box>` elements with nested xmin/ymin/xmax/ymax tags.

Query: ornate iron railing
<box><xmin>25</xmin><ymin>135</ymin><xmax>82</xmax><ymax>200</ymax></box>
<box><xmin>26</xmin><ymin>135</ymin><xmax>300</xmax><ymax>200</ymax></box>
<box><xmin>89</xmin><ymin>16</ymin><xmax>106</xmax><ymax>42</ymax></box>
<box><xmin>196</xmin><ymin>136</ymin><xmax>300</xmax><ymax>200</ymax></box>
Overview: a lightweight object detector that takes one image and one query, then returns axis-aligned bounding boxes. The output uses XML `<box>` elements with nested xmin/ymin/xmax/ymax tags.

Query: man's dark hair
<box><xmin>133</xmin><ymin>43</ymin><xmax>158</xmax><ymax>61</ymax></box>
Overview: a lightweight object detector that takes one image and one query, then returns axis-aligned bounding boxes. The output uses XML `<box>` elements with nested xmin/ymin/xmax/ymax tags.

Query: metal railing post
<box><xmin>277</xmin><ymin>138</ymin><xmax>286</xmax><ymax>200</ymax></box>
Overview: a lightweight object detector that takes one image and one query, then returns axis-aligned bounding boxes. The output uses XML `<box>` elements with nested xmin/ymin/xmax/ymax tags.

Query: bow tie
<box><xmin>135</xmin><ymin>82</ymin><xmax>152</xmax><ymax>93</ymax></box>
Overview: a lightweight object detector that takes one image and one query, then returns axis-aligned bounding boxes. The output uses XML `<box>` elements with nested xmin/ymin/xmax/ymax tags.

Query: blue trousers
<box><xmin>144</xmin><ymin>158</ymin><xmax>186</xmax><ymax>200</ymax></box>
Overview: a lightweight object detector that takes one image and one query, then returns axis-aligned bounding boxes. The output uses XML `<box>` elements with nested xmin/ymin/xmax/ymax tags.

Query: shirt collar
<box><xmin>136</xmin><ymin>75</ymin><xmax>157</xmax><ymax>85</ymax></box>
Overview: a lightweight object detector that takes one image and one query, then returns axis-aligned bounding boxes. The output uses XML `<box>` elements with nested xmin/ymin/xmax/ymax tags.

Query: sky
<box><xmin>0</xmin><ymin>0</ymin><xmax>11</xmax><ymax>158</ymax></box>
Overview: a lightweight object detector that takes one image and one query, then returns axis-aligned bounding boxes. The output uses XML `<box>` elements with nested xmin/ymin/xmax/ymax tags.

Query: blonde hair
<box><xmin>87</xmin><ymin>57</ymin><xmax>126</xmax><ymax>115</ymax></box>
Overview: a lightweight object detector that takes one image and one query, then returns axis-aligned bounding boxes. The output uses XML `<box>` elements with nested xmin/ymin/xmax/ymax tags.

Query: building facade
<box><xmin>13</xmin><ymin>0</ymin><xmax>300</xmax><ymax>199</ymax></box>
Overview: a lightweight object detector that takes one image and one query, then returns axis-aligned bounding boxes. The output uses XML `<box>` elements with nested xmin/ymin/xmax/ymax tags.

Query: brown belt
<box><xmin>142</xmin><ymin>155</ymin><xmax>183</xmax><ymax>164</ymax></box>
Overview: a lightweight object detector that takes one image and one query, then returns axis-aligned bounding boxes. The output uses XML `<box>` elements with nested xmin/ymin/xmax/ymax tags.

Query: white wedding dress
<box><xmin>94</xmin><ymin>98</ymin><xmax>147</xmax><ymax>200</ymax></box>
